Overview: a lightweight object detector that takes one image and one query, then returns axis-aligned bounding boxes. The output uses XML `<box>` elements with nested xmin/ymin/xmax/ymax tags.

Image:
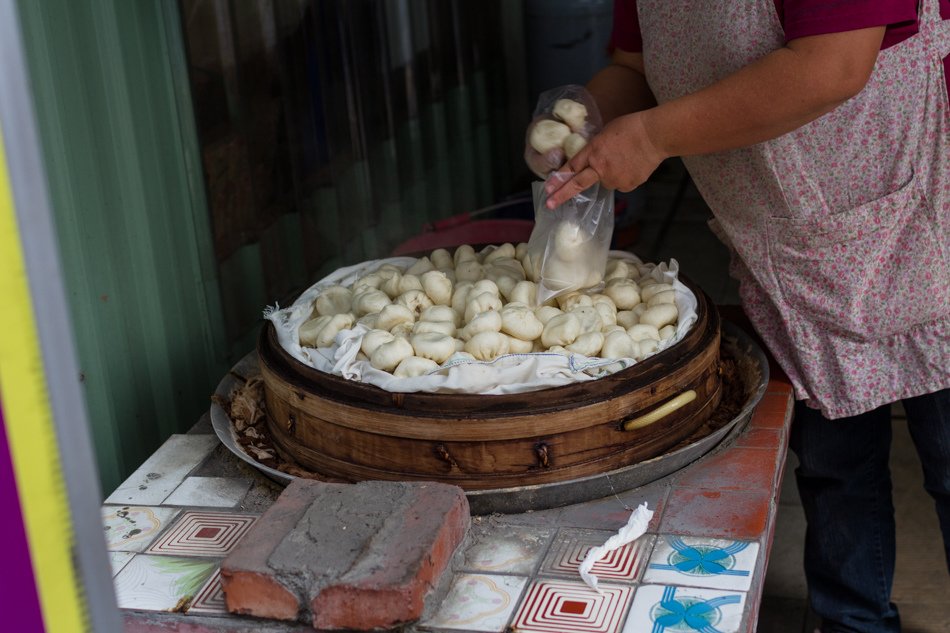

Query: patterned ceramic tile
<box><xmin>187</xmin><ymin>569</ymin><xmax>227</xmax><ymax>615</ymax></box>
<box><xmin>511</xmin><ymin>579</ymin><xmax>632</xmax><ymax>633</ymax></box>
<box><xmin>419</xmin><ymin>574</ymin><xmax>527</xmax><ymax>632</ymax></box>
<box><xmin>102</xmin><ymin>506</ymin><xmax>180</xmax><ymax>552</ymax></box>
<box><xmin>622</xmin><ymin>585</ymin><xmax>747</xmax><ymax>633</ymax></box>
<box><xmin>106</xmin><ymin>435</ymin><xmax>219</xmax><ymax>505</ymax></box>
<box><xmin>113</xmin><ymin>554</ymin><xmax>217</xmax><ymax>611</ymax></box>
<box><xmin>539</xmin><ymin>529</ymin><xmax>654</xmax><ymax>583</ymax></box>
<box><xmin>163</xmin><ymin>476</ymin><xmax>251</xmax><ymax>508</ymax></box>
<box><xmin>146</xmin><ymin>511</ymin><xmax>257</xmax><ymax>557</ymax></box>
<box><xmin>109</xmin><ymin>551</ymin><xmax>135</xmax><ymax>577</ymax></box>
<box><xmin>459</xmin><ymin>526</ymin><xmax>553</xmax><ymax>575</ymax></box>
<box><xmin>643</xmin><ymin>535</ymin><xmax>759</xmax><ymax>591</ymax></box>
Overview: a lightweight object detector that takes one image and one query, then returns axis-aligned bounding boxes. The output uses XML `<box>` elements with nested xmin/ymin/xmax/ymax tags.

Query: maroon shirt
<box><xmin>610</xmin><ymin>0</ymin><xmax>950</xmax><ymax>95</ymax></box>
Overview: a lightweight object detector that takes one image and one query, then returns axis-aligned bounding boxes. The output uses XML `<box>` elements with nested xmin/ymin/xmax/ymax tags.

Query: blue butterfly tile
<box><xmin>643</xmin><ymin>535</ymin><xmax>758</xmax><ymax>591</ymax></box>
<box><xmin>622</xmin><ymin>585</ymin><xmax>747</xmax><ymax>633</ymax></box>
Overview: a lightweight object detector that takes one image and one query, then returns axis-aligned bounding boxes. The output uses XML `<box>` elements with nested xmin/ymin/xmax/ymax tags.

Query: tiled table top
<box><xmin>111</xmin><ymin>355</ymin><xmax>794</xmax><ymax>633</ymax></box>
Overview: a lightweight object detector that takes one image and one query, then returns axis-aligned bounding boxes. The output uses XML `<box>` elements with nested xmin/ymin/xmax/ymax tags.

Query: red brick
<box><xmin>310</xmin><ymin>484</ymin><xmax>470</xmax><ymax>630</ymax></box>
<box><xmin>220</xmin><ymin>480</ymin><xmax>470</xmax><ymax>630</ymax></box>
<box><xmin>221</xmin><ymin>572</ymin><xmax>300</xmax><ymax>621</ymax></box>
<box><xmin>219</xmin><ymin>479</ymin><xmax>327</xmax><ymax>620</ymax></box>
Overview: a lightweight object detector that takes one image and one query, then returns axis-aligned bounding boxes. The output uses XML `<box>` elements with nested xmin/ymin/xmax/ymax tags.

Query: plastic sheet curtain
<box><xmin>178</xmin><ymin>0</ymin><xmax>529</xmax><ymax>356</ymax></box>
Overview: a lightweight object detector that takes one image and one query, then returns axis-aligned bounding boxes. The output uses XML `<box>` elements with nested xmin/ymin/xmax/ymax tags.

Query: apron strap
<box><xmin>938</xmin><ymin>22</ymin><xmax>950</xmax><ymax>58</ymax></box>
<box><xmin>919</xmin><ymin>0</ymin><xmax>943</xmax><ymax>24</ymax></box>
<box><xmin>919</xmin><ymin>0</ymin><xmax>950</xmax><ymax>57</ymax></box>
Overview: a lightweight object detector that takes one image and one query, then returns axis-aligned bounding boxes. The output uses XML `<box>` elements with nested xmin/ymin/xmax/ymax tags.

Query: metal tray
<box><xmin>210</xmin><ymin>320</ymin><xmax>769</xmax><ymax>514</ymax></box>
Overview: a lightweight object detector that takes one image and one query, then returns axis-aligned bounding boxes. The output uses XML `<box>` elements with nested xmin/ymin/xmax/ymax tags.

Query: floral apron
<box><xmin>637</xmin><ymin>0</ymin><xmax>950</xmax><ymax>418</ymax></box>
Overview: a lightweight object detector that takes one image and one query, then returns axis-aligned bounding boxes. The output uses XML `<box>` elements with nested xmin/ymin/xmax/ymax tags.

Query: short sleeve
<box><xmin>609</xmin><ymin>0</ymin><xmax>643</xmax><ymax>53</ymax></box>
<box><xmin>780</xmin><ymin>0</ymin><xmax>917</xmax><ymax>44</ymax></box>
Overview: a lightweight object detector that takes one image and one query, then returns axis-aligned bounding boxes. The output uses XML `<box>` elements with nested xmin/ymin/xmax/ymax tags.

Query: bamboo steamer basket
<box><xmin>258</xmin><ymin>275</ymin><xmax>722</xmax><ymax>491</ymax></box>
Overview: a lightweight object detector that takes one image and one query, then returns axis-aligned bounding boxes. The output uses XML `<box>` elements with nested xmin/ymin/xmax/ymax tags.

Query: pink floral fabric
<box><xmin>637</xmin><ymin>0</ymin><xmax>950</xmax><ymax>418</ymax></box>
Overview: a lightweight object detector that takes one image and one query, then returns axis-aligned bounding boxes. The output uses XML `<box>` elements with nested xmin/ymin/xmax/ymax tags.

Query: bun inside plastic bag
<box><xmin>526</xmin><ymin>179</ymin><xmax>614</xmax><ymax>306</ymax></box>
<box><xmin>524</xmin><ymin>84</ymin><xmax>603</xmax><ymax>178</ymax></box>
<box><xmin>524</xmin><ymin>85</ymin><xmax>613</xmax><ymax>305</ymax></box>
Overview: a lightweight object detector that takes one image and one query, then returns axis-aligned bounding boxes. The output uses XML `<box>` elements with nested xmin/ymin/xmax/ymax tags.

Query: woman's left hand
<box><xmin>544</xmin><ymin>111</ymin><xmax>667</xmax><ymax>209</ymax></box>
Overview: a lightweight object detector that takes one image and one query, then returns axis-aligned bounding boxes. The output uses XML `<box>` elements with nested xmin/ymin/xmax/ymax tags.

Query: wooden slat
<box><xmin>267</xmin><ymin>387</ymin><xmax>721</xmax><ymax>489</ymax></box>
<box><xmin>267</xmin><ymin>377</ymin><xmax>721</xmax><ymax>473</ymax></box>
<box><xmin>266</xmin><ymin>376</ymin><xmax>718</xmax><ymax>468</ymax></box>
<box><xmin>261</xmin><ymin>344</ymin><xmax>717</xmax><ymax>439</ymax></box>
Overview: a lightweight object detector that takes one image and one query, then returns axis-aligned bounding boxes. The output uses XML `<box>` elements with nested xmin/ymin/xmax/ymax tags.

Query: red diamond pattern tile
<box><xmin>195</xmin><ymin>527</ymin><xmax>222</xmax><ymax>539</ymax></box>
<box><xmin>541</xmin><ymin>530</ymin><xmax>652</xmax><ymax>582</ymax></box>
<box><xmin>512</xmin><ymin>580</ymin><xmax>632</xmax><ymax>633</ymax></box>
<box><xmin>187</xmin><ymin>569</ymin><xmax>226</xmax><ymax>614</ymax></box>
<box><xmin>146</xmin><ymin>511</ymin><xmax>257</xmax><ymax>557</ymax></box>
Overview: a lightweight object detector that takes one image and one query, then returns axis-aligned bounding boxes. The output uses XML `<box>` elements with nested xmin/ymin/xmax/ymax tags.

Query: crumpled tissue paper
<box><xmin>579</xmin><ymin>502</ymin><xmax>654</xmax><ymax>592</ymax></box>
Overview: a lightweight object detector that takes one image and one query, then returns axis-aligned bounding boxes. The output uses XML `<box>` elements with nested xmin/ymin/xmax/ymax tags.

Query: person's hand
<box><xmin>524</xmin><ymin>116</ymin><xmax>568</xmax><ymax>178</ymax></box>
<box><xmin>544</xmin><ymin>112</ymin><xmax>667</xmax><ymax>209</ymax></box>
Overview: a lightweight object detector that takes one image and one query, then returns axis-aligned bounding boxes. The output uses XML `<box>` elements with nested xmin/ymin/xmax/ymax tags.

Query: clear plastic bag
<box><xmin>524</xmin><ymin>84</ymin><xmax>604</xmax><ymax>178</ymax></box>
<box><xmin>526</xmin><ymin>179</ymin><xmax>614</xmax><ymax>305</ymax></box>
<box><xmin>523</xmin><ymin>85</ymin><xmax>613</xmax><ymax>305</ymax></box>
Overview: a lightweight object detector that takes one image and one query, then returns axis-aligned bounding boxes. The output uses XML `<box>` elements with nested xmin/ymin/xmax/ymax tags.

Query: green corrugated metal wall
<box><xmin>15</xmin><ymin>0</ymin><xmax>228</xmax><ymax>493</ymax></box>
<box><xmin>13</xmin><ymin>0</ymin><xmax>535</xmax><ymax>494</ymax></box>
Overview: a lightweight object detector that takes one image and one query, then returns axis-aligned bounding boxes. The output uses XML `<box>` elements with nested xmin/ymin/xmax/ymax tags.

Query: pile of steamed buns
<box><xmin>299</xmin><ymin>244</ymin><xmax>681</xmax><ymax>378</ymax></box>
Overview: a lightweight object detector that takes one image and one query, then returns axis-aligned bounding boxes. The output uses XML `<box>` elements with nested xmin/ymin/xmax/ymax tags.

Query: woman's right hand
<box><xmin>544</xmin><ymin>111</ymin><xmax>668</xmax><ymax>208</ymax></box>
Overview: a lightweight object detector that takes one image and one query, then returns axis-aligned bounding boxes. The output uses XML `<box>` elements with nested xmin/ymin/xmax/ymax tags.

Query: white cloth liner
<box><xmin>579</xmin><ymin>502</ymin><xmax>654</xmax><ymax>592</ymax></box>
<box><xmin>264</xmin><ymin>251</ymin><xmax>698</xmax><ymax>395</ymax></box>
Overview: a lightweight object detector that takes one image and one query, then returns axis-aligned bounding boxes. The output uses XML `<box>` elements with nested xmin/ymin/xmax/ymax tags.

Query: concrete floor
<box><xmin>636</xmin><ymin>159</ymin><xmax>950</xmax><ymax>633</ymax></box>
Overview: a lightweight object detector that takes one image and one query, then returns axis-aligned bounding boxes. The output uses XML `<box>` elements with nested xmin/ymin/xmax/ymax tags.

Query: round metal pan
<box><xmin>210</xmin><ymin>320</ymin><xmax>769</xmax><ymax>514</ymax></box>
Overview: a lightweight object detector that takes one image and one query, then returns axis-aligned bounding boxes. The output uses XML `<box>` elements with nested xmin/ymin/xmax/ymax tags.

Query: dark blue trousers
<box><xmin>789</xmin><ymin>388</ymin><xmax>950</xmax><ymax>633</ymax></box>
